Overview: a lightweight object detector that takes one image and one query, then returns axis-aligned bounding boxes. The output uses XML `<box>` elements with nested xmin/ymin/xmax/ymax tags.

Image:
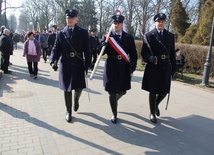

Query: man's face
<box><xmin>113</xmin><ymin>22</ymin><xmax>123</xmax><ymax>33</ymax></box>
<box><xmin>91</xmin><ymin>31</ymin><xmax>96</xmax><ymax>36</ymax></box>
<box><xmin>6</xmin><ymin>31</ymin><xmax>10</xmax><ymax>36</ymax></box>
<box><xmin>53</xmin><ymin>27</ymin><xmax>57</xmax><ymax>32</ymax></box>
<box><xmin>155</xmin><ymin>20</ymin><xmax>165</xmax><ymax>31</ymax></box>
<box><xmin>66</xmin><ymin>16</ymin><xmax>78</xmax><ymax>28</ymax></box>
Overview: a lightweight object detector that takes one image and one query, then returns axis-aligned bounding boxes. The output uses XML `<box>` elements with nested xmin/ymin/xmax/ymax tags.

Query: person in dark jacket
<box><xmin>0</xmin><ymin>25</ymin><xmax>6</xmax><ymax>69</ymax></box>
<box><xmin>8</xmin><ymin>30</ymin><xmax>14</xmax><ymax>65</ymax></box>
<box><xmin>39</xmin><ymin>28</ymin><xmax>49</xmax><ymax>62</ymax></box>
<box><xmin>0</xmin><ymin>28</ymin><xmax>13</xmax><ymax>74</ymax></box>
<box><xmin>141</xmin><ymin>13</ymin><xmax>176</xmax><ymax>123</ymax></box>
<box><xmin>50</xmin><ymin>9</ymin><xmax>91</xmax><ymax>123</ymax></box>
<box><xmin>34</xmin><ymin>31</ymin><xmax>40</xmax><ymax>41</ymax></box>
<box><xmin>101</xmin><ymin>14</ymin><xmax>138</xmax><ymax>124</ymax></box>
<box><xmin>12</xmin><ymin>33</ymin><xmax>20</xmax><ymax>50</ymax></box>
<box><xmin>89</xmin><ymin>28</ymin><xmax>100</xmax><ymax>70</ymax></box>
<box><xmin>175</xmin><ymin>48</ymin><xmax>185</xmax><ymax>72</ymax></box>
<box><xmin>48</xmin><ymin>25</ymin><xmax>58</xmax><ymax>56</ymax></box>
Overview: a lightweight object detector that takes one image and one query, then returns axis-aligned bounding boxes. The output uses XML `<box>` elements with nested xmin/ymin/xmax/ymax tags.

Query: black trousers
<box><xmin>109</xmin><ymin>91</ymin><xmax>126</xmax><ymax>115</ymax></box>
<box><xmin>149</xmin><ymin>93</ymin><xmax>166</xmax><ymax>113</ymax></box>
<box><xmin>27</xmin><ymin>62</ymin><xmax>38</xmax><ymax>76</ymax></box>
<box><xmin>64</xmin><ymin>89</ymin><xmax>82</xmax><ymax>110</ymax></box>
<box><xmin>90</xmin><ymin>50</ymin><xmax>97</xmax><ymax>68</ymax></box>
<box><xmin>2</xmin><ymin>55</ymin><xmax>10</xmax><ymax>73</ymax></box>
<box><xmin>42</xmin><ymin>47</ymin><xmax>49</xmax><ymax>61</ymax></box>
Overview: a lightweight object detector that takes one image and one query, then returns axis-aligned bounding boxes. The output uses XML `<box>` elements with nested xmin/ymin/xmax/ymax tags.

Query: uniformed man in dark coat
<box><xmin>101</xmin><ymin>14</ymin><xmax>138</xmax><ymax>124</ymax></box>
<box><xmin>89</xmin><ymin>28</ymin><xmax>100</xmax><ymax>70</ymax></box>
<box><xmin>141</xmin><ymin>13</ymin><xmax>176</xmax><ymax>123</ymax></box>
<box><xmin>50</xmin><ymin>9</ymin><xmax>91</xmax><ymax>123</ymax></box>
<box><xmin>48</xmin><ymin>25</ymin><xmax>58</xmax><ymax>55</ymax></box>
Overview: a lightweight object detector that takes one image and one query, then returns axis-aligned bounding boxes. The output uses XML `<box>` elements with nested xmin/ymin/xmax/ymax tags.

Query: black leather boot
<box><xmin>109</xmin><ymin>93</ymin><xmax>118</xmax><ymax>124</ymax></box>
<box><xmin>149</xmin><ymin>93</ymin><xmax>157</xmax><ymax>123</ymax></box>
<box><xmin>64</xmin><ymin>91</ymin><xmax>72</xmax><ymax>122</ymax></box>
<box><xmin>155</xmin><ymin>94</ymin><xmax>166</xmax><ymax>116</ymax></box>
<box><xmin>74</xmin><ymin>89</ymin><xmax>82</xmax><ymax>112</ymax></box>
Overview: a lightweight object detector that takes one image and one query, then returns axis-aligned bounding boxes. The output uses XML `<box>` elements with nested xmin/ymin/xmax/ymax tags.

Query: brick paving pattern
<box><xmin>0</xmin><ymin>43</ymin><xmax>214</xmax><ymax>155</ymax></box>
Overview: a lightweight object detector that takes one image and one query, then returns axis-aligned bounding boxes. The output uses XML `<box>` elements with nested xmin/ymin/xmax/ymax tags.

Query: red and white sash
<box><xmin>106</xmin><ymin>35</ymin><xmax>130</xmax><ymax>63</ymax></box>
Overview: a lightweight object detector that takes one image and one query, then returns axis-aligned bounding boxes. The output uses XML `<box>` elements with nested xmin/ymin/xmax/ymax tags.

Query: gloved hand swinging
<box><xmin>51</xmin><ymin>61</ymin><xmax>58</xmax><ymax>71</ymax></box>
<box><xmin>149</xmin><ymin>56</ymin><xmax>158</xmax><ymax>65</ymax></box>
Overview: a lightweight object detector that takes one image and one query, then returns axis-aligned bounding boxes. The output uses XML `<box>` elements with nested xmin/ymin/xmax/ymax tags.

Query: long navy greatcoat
<box><xmin>141</xmin><ymin>28</ymin><xmax>176</xmax><ymax>94</ymax></box>
<box><xmin>51</xmin><ymin>25</ymin><xmax>90</xmax><ymax>92</ymax></box>
<box><xmin>103</xmin><ymin>31</ymin><xmax>138</xmax><ymax>93</ymax></box>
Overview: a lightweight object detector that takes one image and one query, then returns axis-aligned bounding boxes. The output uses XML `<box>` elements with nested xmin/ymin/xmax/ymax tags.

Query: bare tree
<box><xmin>0</xmin><ymin>0</ymin><xmax>22</xmax><ymax>27</ymax></box>
<box><xmin>135</xmin><ymin>0</ymin><xmax>154</xmax><ymax>35</ymax></box>
<box><xmin>77</xmin><ymin>0</ymin><xmax>97</xmax><ymax>30</ymax></box>
<box><xmin>21</xmin><ymin>1</ymin><xmax>39</xmax><ymax>30</ymax></box>
<box><xmin>32</xmin><ymin>0</ymin><xmax>57</xmax><ymax>30</ymax></box>
<box><xmin>20</xmin><ymin>0</ymin><xmax>57</xmax><ymax>31</ymax></box>
<box><xmin>0</xmin><ymin>0</ymin><xmax>3</xmax><ymax>25</ymax></box>
<box><xmin>53</xmin><ymin>0</ymin><xmax>79</xmax><ymax>27</ymax></box>
<box><xmin>13</xmin><ymin>0</ymin><xmax>211</xmax><ymax>39</ymax></box>
<box><xmin>18</xmin><ymin>10</ymin><xmax>31</xmax><ymax>32</ymax></box>
<box><xmin>95</xmin><ymin>0</ymin><xmax>119</xmax><ymax>38</ymax></box>
<box><xmin>184</xmin><ymin>0</ymin><xmax>200</xmax><ymax>24</ymax></box>
<box><xmin>95</xmin><ymin>0</ymin><xmax>104</xmax><ymax>37</ymax></box>
<box><xmin>155</xmin><ymin>0</ymin><xmax>163</xmax><ymax>13</ymax></box>
<box><xmin>8</xmin><ymin>14</ymin><xmax>17</xmax><ymax>31</ymax></box>
<box><xmin>118</xmin><ymin>0</ymin><xmax>137</xmax><ymax>35</ymax></box>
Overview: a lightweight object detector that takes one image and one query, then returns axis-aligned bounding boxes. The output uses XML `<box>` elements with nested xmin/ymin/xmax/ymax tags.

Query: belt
<box><xmin>109</xmin><ymin>55</ymin><xmax>122</xmax><ymax>60</ymax></box>
<box><xmin>156</xmin><ymin>55</ymin><xmax>169</xmax><ymax>59</ymax></box>
<box><xmin>63</xmin><ymin>52</ymin><xmax>82</xmax><ymax>58</ymax></box>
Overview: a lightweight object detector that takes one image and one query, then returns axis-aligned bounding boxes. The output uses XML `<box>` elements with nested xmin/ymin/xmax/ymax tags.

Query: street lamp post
<box><xmin>201</xmin><ymin>15</ymin><xmax>214</xmax><ymax>86</ymax></box>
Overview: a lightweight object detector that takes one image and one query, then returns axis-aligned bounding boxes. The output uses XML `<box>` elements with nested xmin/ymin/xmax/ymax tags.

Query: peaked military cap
<box><xmin>65</xmin><ymin>9</ymin><xmax>78</xmax><ymax>18</ymax></box>
<box><xmin>90</xmin><ymin>28</ymin><xmax>97</xmax><ymax>32</ymax></box>
<box><xmin>153</xmin><ymin>13</ymin><xmax>166</xmax><ymax>22</ymax></box>
<box><xmin>52</xmin><ymin>25</ymin><xmax>57</xmax><ymax>28</ymax></box>
<box><xmin>112</xmin><ymin>15</ymin><xmax>124</xmax><ymax>23</ymax></box>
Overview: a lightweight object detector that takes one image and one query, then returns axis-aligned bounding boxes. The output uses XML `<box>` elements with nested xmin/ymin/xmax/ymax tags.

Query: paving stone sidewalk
<box><xmin>0</xmin><ymin>43</ymin><xmax>214</xmax><ymax>155</ymax></box>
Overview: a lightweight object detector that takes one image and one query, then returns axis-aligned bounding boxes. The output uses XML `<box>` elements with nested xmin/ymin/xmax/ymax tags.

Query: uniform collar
<box><xmin>115</xmin><ymin>32</ymin><xmax>122</xmax><ymax>36</ymax></box>
<box><xmin>156</xmin><ymin>28</ymin><xmax>164</xmax><ymax>34</ymax></box>
<box><xmin>67</xmin><ymin>25</ymin><xmax>75</xmax><ymax>31</ymax></box>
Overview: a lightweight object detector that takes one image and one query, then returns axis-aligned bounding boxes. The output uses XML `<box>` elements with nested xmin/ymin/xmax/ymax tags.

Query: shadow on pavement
<box><xmin>84</xmin><ymin>87</ymin><xmax>102</xmax><ymax>95</ymax></box>
<box><xmin>0</xmin><ymin>75</ymin><xmax>13</xmax><ymax>98</ymax></box>
<box><xmin>77</xmin><ymin>112</ymin><xmax>213</xmax><ymax>155</ymax></box>
<box><xmin>1</xmin><ymin>99</ymin><xmax>213</xmax><ymax>154</ymax></box>
<box><xmin>0</xmin><ymin>102</ymin><xmax>122</xmax><ymax>155</ymax></box>
<box><xmin>8</xmin><ymin>64</ymin><xmax>59</xmax><ymax>88</ymax></box>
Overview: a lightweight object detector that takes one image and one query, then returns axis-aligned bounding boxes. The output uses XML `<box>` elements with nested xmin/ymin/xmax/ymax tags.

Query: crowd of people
<box><xmin>0</xmin><ymin>9</ymin><xmax>182</xmax><ymax>125</ymax></box>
